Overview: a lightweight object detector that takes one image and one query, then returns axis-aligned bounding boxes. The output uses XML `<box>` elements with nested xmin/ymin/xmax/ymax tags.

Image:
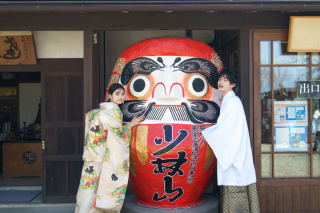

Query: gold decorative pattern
<box><xmin>114</xmin><ymin>58</ymin><xmax>126</xmax><ymax>74</ymax></box>
<box><xmin>204</xmin><ymin>143</ymin><xmax>215</xmax><ymax>172</ymax></box>
<box><xmin>128</xmin><ymin>178</ymin><xmax>134</xmax><ymax>188</ymax></box>
<box><xmin>129</xmin><ymin>127</ymin><xmax>137</xmax><ymax>177</ymax></box>
<box><xmin>204</xmin><ymin>124</ymin><xmax>214</xmax><ymax>172</ymax></box>
<box><xmin>211</xmin><ymin>52</ymin><xmax>223</xmax><ymax>72</ymax></box>
<box><xmin>136</xmin><ymin>125</ymin><xmax>148</xmax><ymax>166</ymax></box>
<box><xmin>105</xmin><ymin>58</ymin><xmax>126</xmax><ymax>101</ymax></box>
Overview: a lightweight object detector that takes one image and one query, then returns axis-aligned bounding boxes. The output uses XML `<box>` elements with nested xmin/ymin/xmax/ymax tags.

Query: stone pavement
<box><xmin>0</xmin><ymin>186</ymin><xmax>218</xmax><ymax>213</ymax></box>
<box><xmin>0</xmin><ymin>186</ymin><xmax>75</xmax><ymax>213</ymax></box>
<box><xmin>0</xmin><ymin>205</ymin><xmax>75</xmax><ymax>213</ymax></box>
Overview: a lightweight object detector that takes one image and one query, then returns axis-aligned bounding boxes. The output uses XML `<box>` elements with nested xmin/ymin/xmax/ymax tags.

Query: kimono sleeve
<box><xmin>105</xmin><ymin>107</ymin><xmax>132</xmax><ymax>142</ymax></box>
<box><xmin>202</xmin><ymin>99</ymin><xmax>245</xmax><ymax>171</ymax></box>
<box><xmin>82</xmin><ymin>110</ymin><xmax>106</xmax><ymax>162</ymax></box>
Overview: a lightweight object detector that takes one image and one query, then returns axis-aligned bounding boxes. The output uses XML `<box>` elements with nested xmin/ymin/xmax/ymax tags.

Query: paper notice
<box><xmin>296</xmin><ymin>107</ymin><xmax>304</xmax><ymax>111</ymax></box>
<box><xmin>291</xmin><ymin>127</ymin><xmax>305</xmax><ymax>134</ymax></box>
<box><xmin>276</xmin><ymin>128</ymin><xmax>290</xmax><ymax>149</ymax></box>
<box><xmin>287</xmin><ymin>107</ymin><xmax>295</xmax><ymax>118</ymax></box>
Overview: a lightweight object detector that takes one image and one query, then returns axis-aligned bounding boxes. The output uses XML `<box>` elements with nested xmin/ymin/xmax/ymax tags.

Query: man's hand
<box><xmin>198</xmin><ymin>130</ymin><xmax>207</xmax><ymax>147</ymax></box>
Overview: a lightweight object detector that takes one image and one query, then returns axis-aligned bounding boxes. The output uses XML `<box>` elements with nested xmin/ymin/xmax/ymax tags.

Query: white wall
<box><xmin>19</xmin><ymin>83</ymin><xmax>41</xmax><ymax>129</ymax></box>
<box><xmin>33</xmin><ymin>31</ymin><xmax>83</xmax><ymax>58</ymax></box>
<box><xmin>192</xmin><ymin>30</ymin><xmax>215</xmax><ymax>44</ymax></box>
<box><xmin>105</xmin><ymin>30</ymin><xmax>186</xmax><ymax>75</ymax></box>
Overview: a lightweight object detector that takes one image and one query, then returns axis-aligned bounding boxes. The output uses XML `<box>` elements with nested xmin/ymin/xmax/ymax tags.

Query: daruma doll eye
<box><xmin>186</xmin><ymin>73</ymin><xmax>208</xmax><ymax>99</ymax></box>
<box><xmin>129</xmin><ymin>74</ymin><xmax>152</xmax><ymax>100</ymax></box>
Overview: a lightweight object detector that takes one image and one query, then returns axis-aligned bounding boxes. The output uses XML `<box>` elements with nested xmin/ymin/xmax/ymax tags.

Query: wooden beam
<box><xmin>1</xmin><ymin>11</ymin><xmax>317</xmax><ymax>31</ymax></box>
<box><xmin>261</xmin><ymin>178</ymin><xmax>320</xmax><ymax>187</ymax></box>
<box><xmin>0</xmin><ymin>59</ymin><xmax>83</xmax><ymax>72</ymax></box>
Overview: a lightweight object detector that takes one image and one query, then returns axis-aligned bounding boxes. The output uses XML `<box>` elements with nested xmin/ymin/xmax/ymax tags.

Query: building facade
<box><xmin>1</xmin><ymin>1</ymin><xmax>320</xmax><ymax>212</ymax></box>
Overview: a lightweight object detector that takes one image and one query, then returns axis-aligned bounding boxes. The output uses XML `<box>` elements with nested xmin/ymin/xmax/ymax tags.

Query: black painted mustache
<box><xmin>120</xmin><ymin>100</ymin><xmax>220</xmax><ymax>124</ymax></box>
<box><xmin>120</xmin><ymin>100</ymin><xmax>154</xmax><ymax>122</ymax></box>
<box><xmin>182</xmin><ymin>100</ymin><xmax>220</xmax><ymax>124</ymax></box>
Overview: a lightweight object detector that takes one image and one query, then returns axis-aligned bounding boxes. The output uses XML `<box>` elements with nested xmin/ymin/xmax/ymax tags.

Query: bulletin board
<box><xmin>274</xmin><ymin>101</ymin><xmax>308</xmax><ymax>152</ymax></box>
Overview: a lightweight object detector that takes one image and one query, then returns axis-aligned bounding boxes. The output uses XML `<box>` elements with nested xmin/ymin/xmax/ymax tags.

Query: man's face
<box><xmin>218</xmin><ymin>75</ymin><xmax>235</xmax><ymax>95</ymax></box>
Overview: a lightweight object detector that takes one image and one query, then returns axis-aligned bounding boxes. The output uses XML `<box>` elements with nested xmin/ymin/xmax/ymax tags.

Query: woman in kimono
<box><xmin>75</xmin><ymin>83</ymin><xmax>144</xmax><ymax>213</ymax></box>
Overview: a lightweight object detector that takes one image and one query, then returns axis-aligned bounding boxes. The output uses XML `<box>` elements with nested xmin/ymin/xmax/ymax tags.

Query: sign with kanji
<box><xmin>129</xmin><ymin>123</ymin><xmax>216</xmax><ymax>209</ymax></box>
<box><xmin>0</xmin><ymin>31</ymin><xmax>37</xmax><ymax>65</ymax></box>
<box><xmin>297</xmin><ymin>81</ymin><xmax>320</xmax><ymax>99</ymax></box>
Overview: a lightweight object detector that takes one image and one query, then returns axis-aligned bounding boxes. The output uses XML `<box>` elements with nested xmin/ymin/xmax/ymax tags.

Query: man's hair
<box><xmin>218</xmin><ymin>69</ymin><xmax>239</xmax><ymax>91</ymax></box>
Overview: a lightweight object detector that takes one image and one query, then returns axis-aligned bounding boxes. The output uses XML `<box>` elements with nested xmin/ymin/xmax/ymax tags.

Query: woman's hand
<box><xmin>198</xmin><ymin>129</ymin><xmax>207</xmax><ymax>147</ymax></box>
<box><xmin>129</xmin><ymin>115</ymin><xmax>145</xmax><ymax>127</ymax></box>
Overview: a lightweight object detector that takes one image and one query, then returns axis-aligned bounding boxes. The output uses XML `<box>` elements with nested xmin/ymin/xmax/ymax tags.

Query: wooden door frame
<box><xmin>41</xmin><ymin>69</ymin><xmax>84</xmax><ymax>203</ymax></box>
<box><xmin>1</xmin><ymin>59</ymin><xmax>85</xmax><ymax>202</ymax></box>
<box><xmin>251</xmin><ymin>29</ymin><xmax>320</xmax><ymax>188</ymax></box>
<box><xmin>16</xmin><ymin>80</ymin><xmax>41</xmax><ymax>131</ymax></box>
<box><xmin>251</xmin><ymin>29</ymin><xmax>320</xmax><ymax>213</ymax></box>
<box><xmin>40</xmin><ymin>59</ymin><xmax>84</xmax><ymax>203</ymax></box>
<box><xmin>251</xmin><ymin>29</ymin><xmax>288</xmax><ymax>189</ymax></box>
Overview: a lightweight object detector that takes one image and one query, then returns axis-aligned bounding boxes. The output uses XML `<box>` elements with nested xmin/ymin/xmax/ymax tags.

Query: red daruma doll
<box><xmin>105</xmin><ymin>37</ymin><xmax>224</xmax><ymax>209</ymax></box>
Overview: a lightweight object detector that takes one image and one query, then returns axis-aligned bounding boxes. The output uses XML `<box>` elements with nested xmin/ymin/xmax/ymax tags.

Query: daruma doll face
<box><xmin>105</xmin><ymin>37</ymin><xmax>223</xmax><ymax>208</ymax></box>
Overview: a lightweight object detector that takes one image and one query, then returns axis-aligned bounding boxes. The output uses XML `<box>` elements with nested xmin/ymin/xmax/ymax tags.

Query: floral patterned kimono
<box><xmin>75</xmin><ymin>102</ymin><xmax>131</xmax><ymax>213</ymax></box>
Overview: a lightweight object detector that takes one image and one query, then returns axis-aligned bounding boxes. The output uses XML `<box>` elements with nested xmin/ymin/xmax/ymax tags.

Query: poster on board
<box><xmin>274</xmin><ymin>126</ymin><xmax>308</xmax><ymax>151</ymax></box>
<box><xmin>274</xmin><ymin>101</ymin><xmax>308</xmax><ymax>152</ymax></box>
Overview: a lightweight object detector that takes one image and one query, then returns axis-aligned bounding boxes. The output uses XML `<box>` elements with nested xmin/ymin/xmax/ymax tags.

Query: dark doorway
<box><xmin>0</xmin><ymin>72</ymin><xmax>42</xmax><ymax>202</ymax></box>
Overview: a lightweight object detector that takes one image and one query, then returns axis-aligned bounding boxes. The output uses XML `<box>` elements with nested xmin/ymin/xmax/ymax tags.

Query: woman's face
<box><xmin>109</xmin><ymin>88</ymin><xmax>125</xmax><ymax>105</ymax></box>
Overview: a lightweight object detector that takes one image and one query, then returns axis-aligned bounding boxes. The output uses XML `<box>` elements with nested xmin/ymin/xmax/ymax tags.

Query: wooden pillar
<box><xmin>83</xmin><ymin>29</ymin><xmax>93</xmax><ymax>114</ymax></box>
<box><xmin>239</xmin><ymin>28</ymin><xmax>251</xmax><ymax>132</ymax></box>
<box><xmin>84</xmin><ymin>29</ymin><xmax>100</xmax><ymax>113</ymax></box>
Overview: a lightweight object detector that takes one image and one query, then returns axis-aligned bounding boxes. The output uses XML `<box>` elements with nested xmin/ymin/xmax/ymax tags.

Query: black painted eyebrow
<box><xmin>120</xmin><ymin>56</ymin><xmax>219</xmax><ymax>89</ymax></box>
<box><xmin>172</xmin><ymin>57</ymin><xmax>219</xmax><ymax>89</ymax></box>
<box><xmin>120</xmin><ymin>57</ymin><xmax>163</xmax><ymax>85</ymax></box>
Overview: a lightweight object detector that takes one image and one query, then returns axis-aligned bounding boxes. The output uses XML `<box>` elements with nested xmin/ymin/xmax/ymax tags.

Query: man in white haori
<box><xmin>199</xmin><ymin>69</ymin><xmax>261</xmax><ymax>213</ymax></box>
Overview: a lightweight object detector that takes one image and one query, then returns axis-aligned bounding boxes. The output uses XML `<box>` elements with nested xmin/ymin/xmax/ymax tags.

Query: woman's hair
<box><xmin>218</xmin><ymin>68</ymin><xmax>239</xmax><ymax>91</ymax></box>
<box><xmin>108</xmin><ymin>83</ymin><xmax>125</xmax><ymax>96</ymax></box>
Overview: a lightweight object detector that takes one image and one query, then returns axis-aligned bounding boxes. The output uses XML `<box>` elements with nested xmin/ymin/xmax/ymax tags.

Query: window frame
<box><xmin>253</xmin><ymin>31</ymin><xmax>320</xmax><ymax>187</ymax></box>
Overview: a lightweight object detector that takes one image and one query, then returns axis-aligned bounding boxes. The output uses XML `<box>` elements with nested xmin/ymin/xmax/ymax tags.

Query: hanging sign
<box><xmin>0</xmin><ymin>31</ymin><xmax>37</xmax><ymax>65</ymax></box>
<box><xmin>288</xmin><ymin>16</ymin><xmax>320</xmax><ymax>52</ymax></box>
<box><xmin>297</xmin><ymin>81</ymin><xmax>320</xmax><ymax>99</ymax></box>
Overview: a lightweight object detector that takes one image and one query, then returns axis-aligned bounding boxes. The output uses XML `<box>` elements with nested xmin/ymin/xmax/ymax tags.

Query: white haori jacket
<box><xmin>202</xmin><ymin>90</ymin><xmax>257</xmax><ymax>186</ymax></box>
